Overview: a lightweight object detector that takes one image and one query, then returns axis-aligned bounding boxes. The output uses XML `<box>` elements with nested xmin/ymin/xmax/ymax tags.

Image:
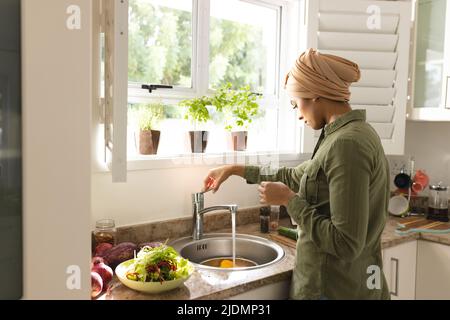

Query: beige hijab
<box><xmin>284</xmin><ymin>48</ymin><xmax>361</xmax><ymax>102</ymax></box>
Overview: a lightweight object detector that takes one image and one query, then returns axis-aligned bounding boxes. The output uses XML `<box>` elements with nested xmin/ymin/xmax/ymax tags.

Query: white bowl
<box><xmin>115</xmin><ymin>259</ymin><xmax>194</xmax><ymax>294</ymax></box>
<box><xmin>388</xmin><ymin>195</ymin><xmax>410</xmax><ymax>217</ymax></box>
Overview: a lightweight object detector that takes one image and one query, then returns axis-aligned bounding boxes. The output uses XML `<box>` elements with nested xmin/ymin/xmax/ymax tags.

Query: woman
<box><xmin>202</xmin><ymin>48</ymin><xmax>391</xmax><ymax>300</ymax></box>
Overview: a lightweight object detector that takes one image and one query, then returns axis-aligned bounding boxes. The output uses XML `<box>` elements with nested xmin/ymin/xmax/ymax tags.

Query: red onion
<box><xmin>91</xmin><ymin>271</ymin><xmax>103</xmax><ymax>299</ymax></box>
<box><xmin>91</xmin><ymin>257</ymin><xmax>113</xmax><ymax>287</ymax></box>
<box><xmin>94</xmin><ymin>243</ymin><xmax>113</xmax><ymax>257</ymax></box>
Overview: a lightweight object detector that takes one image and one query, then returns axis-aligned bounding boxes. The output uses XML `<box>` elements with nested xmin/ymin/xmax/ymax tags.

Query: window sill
<box><xmin>93</xmin><ymin>152</ymin><xmax>307</xmax><ymax>173</ymax></box>
<box><xmin>407</xmin><ymin>107</ymin><xmax>450</xmax><ymax>122</ymax></box>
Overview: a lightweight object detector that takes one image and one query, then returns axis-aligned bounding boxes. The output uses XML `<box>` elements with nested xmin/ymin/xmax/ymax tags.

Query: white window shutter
<box><xmin>303</xmin><ymin>0</ymin><xmax>412</xmax><ymax>155</ymax></box>
<box><xmin>103</xmin><ymin>0</ymin><xmax>128</xmax><ymax>182</ymax></box>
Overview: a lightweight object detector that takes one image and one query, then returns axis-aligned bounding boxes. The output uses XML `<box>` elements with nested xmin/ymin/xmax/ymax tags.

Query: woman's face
<box><xmin>290</xmin><ymin>97</ymin><xmax>325</xmax><ymax>130</ymax></box>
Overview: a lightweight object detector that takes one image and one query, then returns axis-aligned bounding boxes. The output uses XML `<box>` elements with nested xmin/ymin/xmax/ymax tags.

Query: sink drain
<box><xmin>200</xmin><ymin>257</ymin><xmax>258</xmax><ymax>268</ymax></box>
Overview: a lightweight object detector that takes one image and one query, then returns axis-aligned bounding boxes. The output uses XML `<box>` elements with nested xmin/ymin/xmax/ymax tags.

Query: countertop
<box><xmin>382</xmin><ymin>216</ymin><xmax>450</xmax><ymax>248</ymax></box>
<box><xmin>98</xmin><ymin>216</ymin><xmax>450</xmax><ymax>300</ymax></box>
<box><xmin>99</xmin><ymin>219</ymin><xmax>296</xmax><ymax>300</ymax></box>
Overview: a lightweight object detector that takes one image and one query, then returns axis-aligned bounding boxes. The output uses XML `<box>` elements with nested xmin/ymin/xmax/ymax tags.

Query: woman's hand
<box><xmin>258</xmin><ymin>182</ymin><xmax>296</xmax><ymax>206</ymax></box>
<box><xmin>203</xmin><ymin>165</ymin><xmax>240</xmax><ymax>193</ymax></box>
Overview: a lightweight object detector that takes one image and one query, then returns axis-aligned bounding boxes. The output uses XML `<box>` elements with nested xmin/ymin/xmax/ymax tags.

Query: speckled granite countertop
<box><xmin>98</xmin><ymin>219</ymin><xmax>296</xmax><ymax>300</ymax></box>
<box><xmin>98</xmin><ymin>215</ymin><xmax>450</xmax><ymax>300</ymax></box>
<box><xmin>382</xmin><ymin>216</ymin><xmax>450</xmax><ymax>248</ymax></box>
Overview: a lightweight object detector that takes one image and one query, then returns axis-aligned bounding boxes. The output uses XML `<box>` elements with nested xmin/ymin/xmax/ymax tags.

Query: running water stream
<box><xmin>231</xmin><ymin>210</ymin><xmax>236</xmax><ymax>267</ymax></box>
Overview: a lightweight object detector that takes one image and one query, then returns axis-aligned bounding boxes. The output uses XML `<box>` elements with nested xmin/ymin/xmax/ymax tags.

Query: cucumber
<box><xmin>277</xmin><ymin>226</ymin><xmax>298</xmax><ymax>241</ymax></box>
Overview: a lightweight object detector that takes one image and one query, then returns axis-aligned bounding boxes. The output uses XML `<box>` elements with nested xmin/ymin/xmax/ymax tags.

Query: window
<box><xmin>100</xmin><ymin>0</ymin><xmax>301</xmax><ymax>164</ymax></box>
<box><xmin>128</xmin><ymin>0</ymin><xmax>193</xmax><ymax>88</ymax></box>
<box><xmin>209</xmin><ymin>0</ymin><xmax>278</xmax><ymax>95</ymax></box>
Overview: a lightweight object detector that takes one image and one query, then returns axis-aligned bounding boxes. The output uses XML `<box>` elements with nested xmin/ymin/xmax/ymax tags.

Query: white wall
<box><xmin>403</xmin><ymin>121</ymin><xmax>450</xmax><ymax>186</ymax></box>
<box><xmin>22</xmin><ymin>0</ymin><xmax>91</xmax><ymax>299</ymax></box>
<box><xmin>91</xmin><ymin>159</ymin><xmax>303</xmax><ymax>227</ymax></box>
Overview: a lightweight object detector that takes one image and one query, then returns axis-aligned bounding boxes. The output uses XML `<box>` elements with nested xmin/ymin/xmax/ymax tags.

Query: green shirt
<box><xmin>244</xmin><ymin>110</ymin><xmax>391</xmax><ymax>300</ymax></box>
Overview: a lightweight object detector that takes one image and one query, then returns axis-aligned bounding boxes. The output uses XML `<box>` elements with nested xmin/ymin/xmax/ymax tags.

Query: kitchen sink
<box><xmin>169</xmin><ymin>233</ymin><xmax>285</xmax><ymax>271</ymax></box>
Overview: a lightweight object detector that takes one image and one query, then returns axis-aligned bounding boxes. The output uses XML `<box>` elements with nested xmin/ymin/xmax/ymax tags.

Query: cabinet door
<box><xmin>304</xmin><ymin>0</ymin><xmax>412</xmax><ymax>155</ymax></box>
<box><xmin>408</xmin><ymin>0</ymin><xmax>450</xmax><ymax>121</ymax></box>
<box><xmin>416</xmin><ymin>240</ymin><xmax>450</xmax><ymax>299</ymax></box>
<box><xmin>382</xmin><ymin>241</ymin><xmax>417</xmax><ymax>300</ymax></box>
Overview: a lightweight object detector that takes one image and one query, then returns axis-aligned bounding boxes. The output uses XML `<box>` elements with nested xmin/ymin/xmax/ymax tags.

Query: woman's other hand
<box><xmin>258</xmin><ymin>182</ymin><xmax>296</xmax><ymax>206</ymax></box>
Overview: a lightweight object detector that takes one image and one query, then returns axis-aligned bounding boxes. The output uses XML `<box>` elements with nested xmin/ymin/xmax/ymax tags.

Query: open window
<box><xmin>95</xmin><ymin>0</ymin><xmax>303</xmax><ymax>182</ymax></box>
<box><xmin>96</xmin><ymin>0</ymin><xmax>129</xmax><ymax>182</ymax></box>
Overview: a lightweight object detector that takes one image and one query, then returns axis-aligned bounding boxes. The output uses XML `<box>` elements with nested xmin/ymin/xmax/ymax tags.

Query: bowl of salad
<box><xmin>115</xmin><ymin>243</ymin><xmax>194</xmax><ymax>294</ymax></box>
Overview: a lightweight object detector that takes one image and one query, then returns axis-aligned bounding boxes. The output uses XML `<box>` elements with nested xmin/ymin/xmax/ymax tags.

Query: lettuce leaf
<box><xmin>125</xmin><ymin>244</ymin><xmax>192</xmax><ymax>283</ymax></box>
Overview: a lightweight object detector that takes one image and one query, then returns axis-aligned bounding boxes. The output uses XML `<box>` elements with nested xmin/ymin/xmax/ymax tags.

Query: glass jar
<box><xmin>260</xmin><ymin>207</ymin><xmax>270</xmax><ymax>233</ymax></box>
<box><xmin>427</xmin><ymin>183</ymin><xmax>449</xmax><ymax>222</ymax></box>
<box><xmin>269</xmin><ymin>206</ymin><xmax>280</xmax><ymax>231</ymax></box>
<box><xmin>93</xmin><ymin>219</ymin><xmax>117</xmax><ymax>246</ymax></box>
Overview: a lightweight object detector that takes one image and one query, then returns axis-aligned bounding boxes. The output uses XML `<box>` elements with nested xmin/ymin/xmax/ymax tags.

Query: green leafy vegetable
<box><xmin>125</xmin><ymin>244</ymin><xmax>192</xmax><ymax>283</ymax></box>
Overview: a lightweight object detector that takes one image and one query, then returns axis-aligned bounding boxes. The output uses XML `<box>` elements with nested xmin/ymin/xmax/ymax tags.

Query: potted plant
<box><xmin>179</xmin><ymin>96</ymin><xmax>212</xmax><ymax>153</ymax></box>
<box><xmin>135</xmin><ymin>102</ymin><xmax>164</xmax><ymax>155</ymax></box>
<box><xmin>212</xmin><ymin>83</ymin><xmax>261</xmax><ymax>151</ymax></box>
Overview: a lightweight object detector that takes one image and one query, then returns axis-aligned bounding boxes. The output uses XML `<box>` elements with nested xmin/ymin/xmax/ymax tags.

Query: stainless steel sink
<box><xmin>169</xmin><ymin>233</ymin><xmax>285</xmax><ymax>271</ymax></box>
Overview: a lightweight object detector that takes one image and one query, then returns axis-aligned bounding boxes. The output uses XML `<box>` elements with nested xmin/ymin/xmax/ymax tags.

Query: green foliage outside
<box><xmin>128</xmin><ymin>0</ymin><xmax>192</xmax><ymax>87</ymax></box>
<box><xmin>128</xmin><ymin>0</ymin><xmax>269</xmax><ymax>132</ymax></box>
<box><xmin>209</xmin><ymin>17</ymin><xmax>267</xmax><ymax>92</ymax></box>
<box><xmin>128</xmin><ymin>0</ymin><xmax>267</xmax><ymax>92</ymax></box>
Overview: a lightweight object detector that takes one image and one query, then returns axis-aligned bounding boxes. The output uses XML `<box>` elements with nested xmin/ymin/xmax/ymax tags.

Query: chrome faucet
<box><xmin>192</xmin><ymin>192</ymin><xmax>238</xmax><ymax>241</ymax></box>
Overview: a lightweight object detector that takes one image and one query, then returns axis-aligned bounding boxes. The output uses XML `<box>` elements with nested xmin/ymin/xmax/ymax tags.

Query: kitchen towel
<box><xmin>395</xmin><ymin>217</ymin><xmax>450</xmax><ymax>235</ymax></box>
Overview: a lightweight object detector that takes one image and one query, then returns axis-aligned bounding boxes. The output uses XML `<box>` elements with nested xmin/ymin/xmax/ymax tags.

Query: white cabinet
<box><xmin>416</xmin><ymin>240</ymin><xmax>450</xmax><ymax>299</ymax></box>
<box><xmin>408</xmin><ymin>0</ymin><xmax>450</xmax><ymax>121</ymax></box>
<box><xmin>382</xmin><ymin>241</ymin><xmax>417</xmax><ymax>300</ymax></box>
<box><xmin>228</xmin><ymin>240</ymin><xmax>450</xmax><ymax>300</ymax></box>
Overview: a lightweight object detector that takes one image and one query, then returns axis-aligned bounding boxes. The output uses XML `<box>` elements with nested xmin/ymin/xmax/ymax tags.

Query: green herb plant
<box><xmin>179</xmin><ymin>96</ymin><xmax>212</xmax><ymax>130</ymax></box>
<box><xmin>212</xmin><ymin>83</ymin><xmax>260</xmax><ymax>132</ymax></box>
<box><xmin>136</xmin><ymin>101</ymin><xmax>164</xmax><ymax>131</ymax></box>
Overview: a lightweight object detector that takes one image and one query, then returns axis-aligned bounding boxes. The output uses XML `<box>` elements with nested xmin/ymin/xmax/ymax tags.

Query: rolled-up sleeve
<box><xmin>287</xmin><ymin>139</ymin><xmax>371</xmax><ymax>262</ymax></box>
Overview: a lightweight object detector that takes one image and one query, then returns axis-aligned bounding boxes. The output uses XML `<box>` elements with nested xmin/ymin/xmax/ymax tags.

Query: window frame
<box><xmin>95</xmin><ymin>0</ymin><xmax>304</xmax><ymax>173</ymax></box>
<box><xmin>128</xmin><ymin>0</ymin><xmax>288</xmax><ymax>99</ymax></box>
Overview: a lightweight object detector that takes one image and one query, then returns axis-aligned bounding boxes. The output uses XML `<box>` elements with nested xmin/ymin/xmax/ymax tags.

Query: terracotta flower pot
<box><xmin>230</xmin><ymin>131</ymin><xmax>248</xmax><ymax>151</ymax></box>
<box><xmin>189</xmin><ymin>131</ymin><xmax>209</xmax><ymax>153</ymax></box>
<box><xmin>139</xmin><ymin>129</ymin><xmax>160</xmax><ymax>155</ymax></box>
